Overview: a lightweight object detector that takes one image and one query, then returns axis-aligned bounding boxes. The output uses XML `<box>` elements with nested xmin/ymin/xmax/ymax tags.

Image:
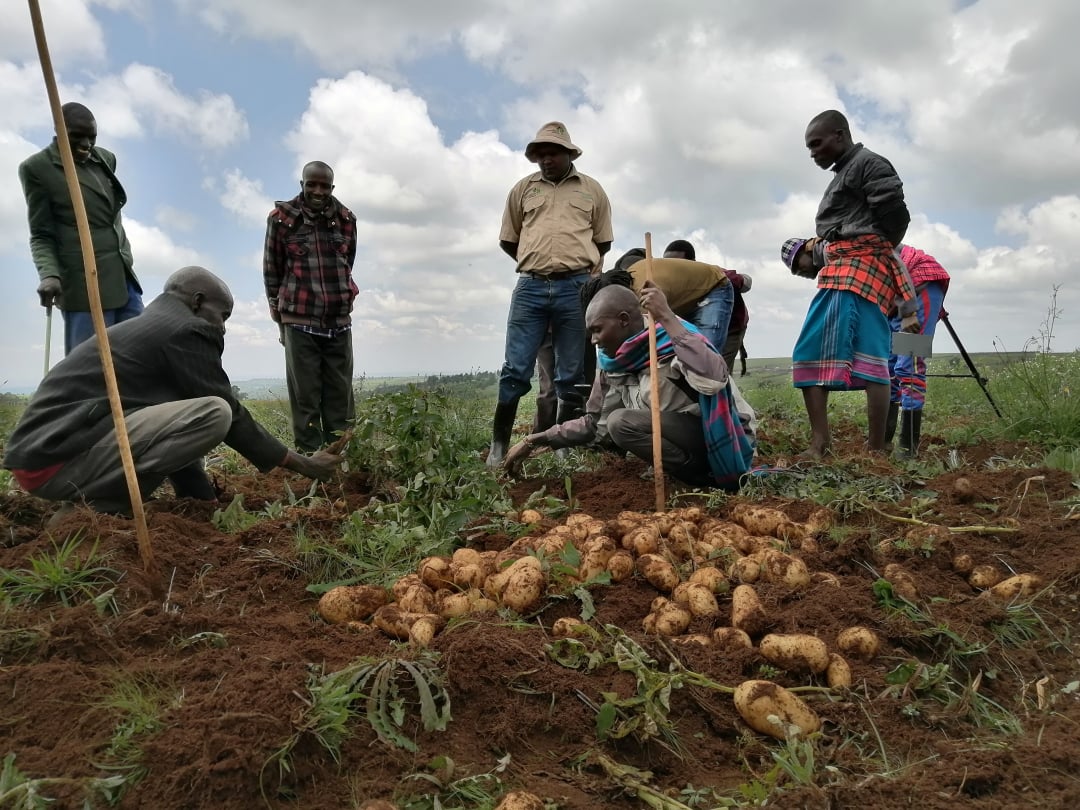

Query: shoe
<box><xmin>884</xmin><ymin>402</ymin><xmax>900</xmax><ymax>446</ymax></box>
<box><xmin>896</xmin><ymin>409</ymin><xmax>922</xmax><ymax>459</ymax></box>
<box><xmin>486</xmin><ymin>400</ymin><xmax>520</xmax><ymax>468</ymax></box>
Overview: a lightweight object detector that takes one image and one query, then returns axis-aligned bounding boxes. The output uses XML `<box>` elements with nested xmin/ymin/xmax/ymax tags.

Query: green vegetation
<box><xmin>0</xmin><ymin>533</ymin><xmax>119</xmax><ymax>611</ymax></box>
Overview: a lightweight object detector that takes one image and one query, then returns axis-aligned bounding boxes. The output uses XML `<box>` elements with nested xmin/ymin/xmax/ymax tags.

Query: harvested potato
<box><xmin>799</xmin><ymin>536</ymin><xmax>820</xmax><ymax>555</ymax></box>
<box><xmin>712</xmin><ymin>627</ymin><xmax>753</xmax><ymax>651</ymax></box>
<box><xmin>637</xmin><ymin>554</ymin><xmax>680</xmax><ymax>593</ymax></box>
<box><xmin>684</xmin><ymin>583</ymin><xmax>721</xmax><ymax>618</ymax></box>
<box><xmin>731</xmin><ymin>584</ymin><xmax>769</xmax><ymax>638</ymax></box>
<box><xmin>688</xmin><ymin>566</ymin><xmax>729</xmax><ymax>594</ymax></box>
<box><xmin>486</xmin><ymin>556</ymin><xmax>542</xmax><ymax>600</ymax></box>
<box><xmin>803</xmin><ymin>508</ymin><xmax>834</xmax><ymax>536</ymax></box>
<box><xmin>666</xmin><ymin>521</ymin><xmax>698</xmax><ymax>559</ymax></box>
<box><xmin>731</xmin><ymin>504</ymin><xmax>796</xmax><ymax>539</ymax></box>
<box><xmin>702</xmin><ymin>522</ymin><xmax>751</xmax><ymax>550</ymax></box>
<box><xmin>953</xmin><ymin>476</ymin><xmax>975</xmax><ymax>501</ymax></box>
<box><xmin>650</xmin><ymin>596</ymin><xmax>672</xmax><ymax>614</ymax></box>
<box><xmin>835</xmin><ymin>626</ymin><xmax>881</xmax><ymax>661</ymax></box>
<box><xmin>392</xmin><ymin>574</ymin><xmax>424</xmax><ymax>601</ymax></box>
<box><xmin>730</xmin><ymin>556</ymin><xmax>762</xmax><ymax>584</ymax></box>
<box><xmin>759</xmin><ymin>633</ymin><xmax>830</xmax><ymax>674</ymax></box>
<box><xmin>653</xmin><ymin>513</ymin><xmax>676</xmax><ymax>537</ymax></box>
<box><xmin>409</xmin><ymin>615</ymin><xmax>441</xmax><ymax>647</ymax></box>
<box><xmin>625</xmin><ymin>525</ymin><xmax>661</xmax><ymax>556</ymax></box>
<box><xmin>951</xmin><ymin>553</ymin><xmax>974</xmax><ymax>575</ymax></box>
<box><xmin>418</xmin><ymin>556</ymin><xmax>453</xmax><ymax>590</ymax></box>
<box><xmin>438</xmin><ymin>591</ymin><xmax>475</xmax><ymax>619</ymax></box>
<box><xmin>760</xmin><ymin>550</ymin><xmax>812</xmax><ymax>591</ymax></box>
<box><xmin>519</xmin><ymin>509</ymin><xmax>543</xmax><ymax>525</ymax></box>
<box><xmin>672</xmin><ymin>633</ymin><xmax>713</xmax><ymax>647</ymax></box>
<box><xmin>373</xmin><ymin>605</ymin><xmax>444</xmax><ymax>640</ymax></box>
<box><xmin>650</xmin><ymin>603</ymin><xmax>693</xmax><ymax>637</ymax></box>
<box><xmin>317</xmin><ymin>585</ymin><xmax>389</xmax><ymax>625</ymax></box>
<box><xmin>988</xmin><ymin>573</ymin><xmax>1042</xmax><ymax>601</ymax></box>
<box><xmin>884</xmin><ymin>562</ymin><xmax>920</xmax><ymax>602</ymax></box>
<box><xmin>733</xmin><ymin>680</ymin><xmax>821</xmax><ymax>739</ymax></box>
<box><xmin>494</xmin><ymin>790</ymin><xmax>545</xmax><ymax>810</ymax></box>
<box><xmin>552</xmin><ymin>617</ymin><xmax>591</xmax><ymax>637</ymax></box>
<box><xmin>452</xmin><ymin>563</ymin><xmax>486</xmax><ymax>591</ymax></box>
<box><xmin>565</xmin><ymin>512</ymin><xmax>594</xmax><ymax>527</ymax></box>
<box><xmin>397</xmin><ymin>583</ymin><xmax>437</xmax><ymax>614</ymax></box>
<box><xmin>968</xmin><ymin>564</ymin><xmax>1003</xmax><ymax>590</ymax></box>
<box><xmin>451</xmin><ymin>547</ymin><xmax>482</xmax><ymax>567</ymax></box>
<box><xmin>501</xmin><ymin>564</ymin><xmax>546</xmax><ymax>614</ymax></box>
<box><xmin>826</xmin><ymin>653</ymin><xmax>853</xmax><ymax>689</ymax></box>
<box><xmin>606</xmin><ymin>550</ymin><xmax>635</xmax><ymax>583</ymax></box>
<box><xmin>811</xmin><ymin>571</ymin><xmax>840</xmax><ymax>588</ymax></box>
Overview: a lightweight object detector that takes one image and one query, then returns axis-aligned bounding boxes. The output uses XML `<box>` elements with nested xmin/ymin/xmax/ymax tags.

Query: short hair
<box><xmin>664</xmin><ymin>239</ymin><xmax>696</xmax><ymax>260</ymax></box>
<box><xmin>808</xmin><ymin>109</ymin><xmax>850</xmax><ymax>135</ymax></box>
<box><xmin>302</xmin><ymin>160</ymin><xmax>334</xmax><ymax>181</ymax></box>
<box><xmin>613</xmin><ymin>248</ymin><xmax>646</xmax><ymax>273</ymax></box>
<box><xmin>580</xmin><ymin>269</ymin><xmax>633</xmax><ymax>311</ymax></box>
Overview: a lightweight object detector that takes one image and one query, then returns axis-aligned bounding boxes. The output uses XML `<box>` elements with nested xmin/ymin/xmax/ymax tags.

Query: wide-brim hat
<box><xmin>525</xmin><ymin>121</ymin><xmax>582</xmax><ymax>162</ymax></box>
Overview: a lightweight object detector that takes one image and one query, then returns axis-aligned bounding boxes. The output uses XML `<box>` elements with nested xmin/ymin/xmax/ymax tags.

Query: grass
<box><xmin>0</xmin><ymin>533</ymin><xmax>120</xmax><ymax>611</ymax></box>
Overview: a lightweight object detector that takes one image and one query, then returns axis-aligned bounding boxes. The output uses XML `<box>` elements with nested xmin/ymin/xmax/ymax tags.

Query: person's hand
<box><xmin>900</xmin><ymin>312</ymin><xmax>920</xmax><ymax>333</ymax></box>
<box><xmin>269</xmin><ymin>306</ymin><xmax>281</xmax><ymax>323</ymax></box>
<box><xmin>286</xmin><ymin>449</ymin><xmax>343</xmax><ymax>481</ymax></box>
<box><xmin>37</xmin><ymin>277</ymin><xmax>61</xmax><ymax>308</ymax></box>
<box><xmin>639</xmin><ymin>281</ymin><xmax>676</xmax><ymax>323</ymax></box>
<box><xmin>503</xmin><ymin>439</ymin><xmax>535</xmax><ymax>476</ymax></box>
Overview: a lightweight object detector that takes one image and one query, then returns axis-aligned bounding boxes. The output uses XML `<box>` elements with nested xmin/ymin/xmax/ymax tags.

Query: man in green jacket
<box><xmin>18</xmin><ymin>102</ymin><xmax>143</xmax><ymax>355</ymax></box>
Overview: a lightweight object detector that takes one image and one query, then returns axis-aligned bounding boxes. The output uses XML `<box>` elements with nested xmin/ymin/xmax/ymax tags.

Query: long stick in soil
<box><xmin>643</xmin><ymin>233</ymin><xmax>666</xmax><ymax>512</ymax></box>
<box><xmin>27</xmin><ymin>0</ymin><xmax>160</xmax><ymax>589</ymax></box>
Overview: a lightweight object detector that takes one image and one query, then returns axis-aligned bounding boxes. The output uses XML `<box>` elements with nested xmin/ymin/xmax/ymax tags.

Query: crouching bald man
<box><xmin>504</xmin><ymin>283</ymin><xmax>757</xmax><ymax>490</ymax></box>
<box><xmin>4</xmin><ymin>266</ymin><xmax>341</xmax><ymax>515</ymax></box>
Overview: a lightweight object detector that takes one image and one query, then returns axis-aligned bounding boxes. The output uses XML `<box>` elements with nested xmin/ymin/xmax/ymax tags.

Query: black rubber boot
<box><xmin>556</xmin><ymin>393</ymin><xmax>586</xmax><ymax>424</ymax></box>
<box><xmin>884</xmin><ymin>402</ymin><xmax>900</xmax><ymax>445</ymax></box>
<box><xmin>168</xmin><ymin>460</ymin><xmax>217</xmax><ymax>500</ymax></box>
<box><xmin>486</xmin><ymin>400</ymin><xmax>519</xmax><ymax>468</ymax></box>
<box><xmin>896</xmin><ymin>409</ymin><xmax>922</xmax><ymax>459</ymax></box>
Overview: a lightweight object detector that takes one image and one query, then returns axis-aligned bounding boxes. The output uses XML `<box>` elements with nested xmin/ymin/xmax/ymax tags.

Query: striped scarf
<box><xmin>598</xmin><ymin>322</ymin><xmax>754</xmax><ymax>488</ymax></box>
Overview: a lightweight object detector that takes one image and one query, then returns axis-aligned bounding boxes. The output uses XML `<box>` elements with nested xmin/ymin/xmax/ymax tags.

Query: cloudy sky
<box><xmin>1</xmin><ymin>0</ymin><xmax>1077</xmax><ymax>390</ymax></box>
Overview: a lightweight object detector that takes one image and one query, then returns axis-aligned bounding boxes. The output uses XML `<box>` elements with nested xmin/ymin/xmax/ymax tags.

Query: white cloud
<box><xmin>123</xmin><ymin>218</ymin><xmax>208</xmax><ymax>283</ymax></box>
<box><xmin>210</xmin><ymin>169</ymin><xmax>274</xmax><ymax>226</ymax></box>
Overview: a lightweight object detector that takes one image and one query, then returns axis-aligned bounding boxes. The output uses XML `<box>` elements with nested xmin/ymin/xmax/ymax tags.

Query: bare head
<box><xmin>585</xmin><ymin>285</ymin><xmax>643</xmax><ymax>358</ymax></box>
<box><xmin>804</xmin><ymin>109</ymin><xmax>852</xmax><ymax>170</ymax></box>
<box><xmin>301</xmin><ymin>161</ymin><xmax>335</xmax><ymax>211</ymax></box>
<box><xmin>663</xmin><ymin>239</ymin><xmax>696</xmax><ymax>261</ymax></box>
<box><xmin>164</xmin><ymin>266</ymin><xmax>234</xmax><ymax>332</ymax></box>
<box><xmin>60</xmin><ymin>102</ymin><xmax>97</xmax><ymax>163</ymax></box>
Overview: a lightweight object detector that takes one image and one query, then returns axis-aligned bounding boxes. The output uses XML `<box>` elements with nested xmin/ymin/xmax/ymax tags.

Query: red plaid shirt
<box><xmin>817</xmin><ymin>235</ymin><xmax>917</xmax><ymax>318</ymax></box>
<box><xmin>264</xmin><ymin>195</ymin><xmax>358</xmax><ymax>330</ymax></box>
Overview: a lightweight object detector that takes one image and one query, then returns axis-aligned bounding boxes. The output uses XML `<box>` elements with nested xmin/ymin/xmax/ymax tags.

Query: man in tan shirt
<box><xmin>487</xmin><ymin>121</ymin><xmax>613</xmax><ymax>467</ymax></box>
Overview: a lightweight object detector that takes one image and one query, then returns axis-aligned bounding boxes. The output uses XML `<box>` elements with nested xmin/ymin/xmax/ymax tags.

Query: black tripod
<box><xmin>925</xmin><ymin>314</ymin><xmax>1003</xmax><ymax>418</ymax></box>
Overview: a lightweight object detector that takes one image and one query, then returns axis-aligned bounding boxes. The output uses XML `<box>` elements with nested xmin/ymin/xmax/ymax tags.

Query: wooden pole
<box><xmin>642</xmin><ymin>233</ymin><xmax>666</xmax><ymax>511</ymax></box>
<box><xmin>28</xmin><ymin>0</ymin><xmax>160</xmax><ymax>588</ymax></box>
<box><xmin>42</xmin><ymin>304</ymin><xmax>53</xmax><ymax>376</ymax></box>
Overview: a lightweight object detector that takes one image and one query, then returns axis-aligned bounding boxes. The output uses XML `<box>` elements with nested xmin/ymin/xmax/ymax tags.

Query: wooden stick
<box><xmin>643</xmin><ymin>233</ymin><xmax>666</xmax><ymax>511</ymax></box>
<box><xmin>28</xmin><ymin>0</ymin><xmax>160</xmax><ymax>588</ymax></box>
<box><xmin>42</xmin><ymin>304</ymin><xmax>53</xmax><ymax>377</ymax></box>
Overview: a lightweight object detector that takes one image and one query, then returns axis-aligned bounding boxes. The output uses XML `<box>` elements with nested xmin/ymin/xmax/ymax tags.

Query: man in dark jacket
<box><xmin>263</xmin><ymin>161</ymin><xmax>358</xmax><ymax>452</ymax></box>
<box><xmin>18</xmin><ymin>102</ymin><xmax>143</xmax><ymax>355</ymax></box>
<box><xmin>4</xmin><ymin>267</ymin><xmax>340</xmax><ymax>515</ymax></box>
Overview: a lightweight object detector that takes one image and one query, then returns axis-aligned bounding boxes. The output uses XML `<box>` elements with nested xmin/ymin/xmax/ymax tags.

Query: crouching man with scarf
<box><xmin>789</xmin><ymin>109</ymin><xmax>921</xmax><ymax>459</ymax></box>
<box><xmin>503</xmin><ymin>283</ymin><xmax>756</xmax><ymax>491</ymax></box>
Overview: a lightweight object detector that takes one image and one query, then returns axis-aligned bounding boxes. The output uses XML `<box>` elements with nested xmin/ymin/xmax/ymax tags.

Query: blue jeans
<box><xmin>888</xmin><ymin>282</ymin><xmax>946</xmax><ymax>410</ymax></box>
<box><xmin>63</xmin><ymin>279</ymin><xmax>145</xmax><ymax>355</ymax></box>
<box><xmin>690</xmin><ymin>282</ymin><xmax>734</xmax><ymax>353</ymax></box>
<box><xmin>498</xmin><ymin>273</ymin><xmax>588</xmax><ymax>404</ymax></box>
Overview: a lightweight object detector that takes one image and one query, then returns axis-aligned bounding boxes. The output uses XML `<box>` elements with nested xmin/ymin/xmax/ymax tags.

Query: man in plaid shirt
<box><xmin>264</xmin><ymin>161</ymin><xmax>358</xmax><ymax>452</ymax></box>
<box><xmin>782</xmin><ymin>110</ymin><xmax>920</xmax><ymax>459</ymax></box>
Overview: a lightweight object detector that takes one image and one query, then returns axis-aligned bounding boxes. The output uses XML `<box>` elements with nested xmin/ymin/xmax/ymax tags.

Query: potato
<box><xmin>672</xmin><ymin>633</ymin><xmax>713</xmax><ymax>647</ymax></box>
<box><xmin>472</xmin><ymin>597</ymin><xmax>499</xmax><ymax>613</ymax></box>
<box><xmin>653</xmin><ymin>513</ymin><xmax>675</xmax><ymax>537</ymax></box>
<box><xmin>731</xmin><ymin>504</ymin><xmax>796</xmax><ymax>539</ymax></box>
<box><xmin>759</xmin><ymin>633</ymin><xmax>830</xmax><ymax>674</ymax></box>
<box><xmin>519</xmin><ymin>509</ymin><xmax>543</xmax><ymax>525</ymax></box>
<box><xmin>606</xmin><ymin>550</ymin><xmax>635</xmax><ymax>582</ymax></box>
<box><xmin>451</xmin><ymin>547</ymin><xmax>482</xmax><ymax>567</ymax></box>
<box><xmin>674</xmin><ymin>506</ymin><xmax>704</xmax><ymax>523</ymax></box>
<box><xmin>684</xmin><ymin>583</ymin><xmax>721</xmax><ymax>619</ymax></box>
<box><xmin>968</xmin><ymin>564</ymin><xmax>1003</xmax><ymax>590</ymax></box>
<box><xmin>651</xmin><ymin>603</ymin><xmax>693</xmax><ymax>637</ymax></box>
<box><xmin>666</xmin><ymin>521</ymin><xmax>698</xmax><ymax>559</ymax></box>
<box><xmin>487</xmin><ymin>555</ymin><xmax>542</xmax><ymax>599</ymax></box>
<box><xmin>688</xmin><ymin>566</ymin><xmax>729</xmax><ymax>595</ymax></box>
<box><xmin>702</xmin><ymin>522</ymin><xmax>750</xmax><ymax>550</ymax></box>
<box><xmin>811</xmin><ymin>571</ymin><xmax>840</xmax><ymax>588</ymax></box>
<box><xmin>953</xmin><ymin>476</ymin><xmax>975</xmax><ymax>501</ymax></box>
<box><xmin>760</xmin><ymin>550</ymin><xmax>812</xmax><ymax>591</ymax></box>
<box><xmin>730</xmin><ymin>555</ymin><xmax>761</xmax><ymax>584</ymax></box>
<box><xmin>637</xmin><ymin>554</ymin><xmax>680</xmax><ymax>593</ymax></box>
<box><xmin>317</xmin><ymin>585</ymin><xmax>389</xmax><ymax>624</ymax></box>
<box><xmin>409</xmin><ymin>615</ymin><xmax>441</xmax><ymax>647</ymax></box>
<box><xmin>578</xmin><ymin>537</ymin><xmax>616</xmax><ymax>581</ymax></box>
<box><xmin>494</xmin><ymin>790</ymin><xmax>545</xmax><ymax>810</ymax></box>
<box><xmin>391</xmin><ymin>574</ymin><xmax>424</xmax><ymax>601</ymax></box>
<box><xmin>835</xmin><ymin>626</ymin><xmax>881</xmax><ymax>661</ymax></box>
<box><xmin>373</xmin><ymin>605</ymin><xmax>444</xmax><ymax>640</ymax></box>
<box><xmin>733</xmin><ymin>679</ymin><xmax>821</xmax><ymax>739</ymax></box>
<box><xmin>987</xmin><ymin>573</ymin><xmax>1042</xmax><ymax>601</ymax></box>
<box><xmin>501</xmin><ymin>565</ymin><xmax>547</xmax><ymax>614</ymax></box>
<box><xmin>398</xmin><ymin>583</ymin><xmax>437</xmax><ymax>614</ymax></box>
<box><xmin>799</xmin><ymin>537</ymin><xmax>820</xmax><ymax>555</ymax></box>
<box><xmin>884</xmin><ymin>562</ymin><xmax>920</xmax><ymax>602</ymax></box>
<box><xmin>581</xmin><ymin>535</ymin><xmax>616</xmax><ymax>556</ymax></box>
<box><xmin>951</xmin><ymin>553</ymin><xmax>975</xmax><ymax>575</ymax></box>
<box><xmin>625</xmin><ymin>525</ymin><xmax>661</xmax><ymax>556</ymax></box>
<box><xmin>826</xmin><ymin>653</ymin><xmax>852</xmax><ymax>689</ymax></box>
<box><xmin>452</xmin><ymin>563</ymin><xmax>486</xmax><ymax>591</ymax></box>
<box><xmin>552</xmin><ymin>617</ymin><xmax>591</xmax><ymax>637</ymax></box>
<box><xmin>712</xmin><ymin>627</ymin><xmax>753</xmax><ymax>651</ymax></box>
<box><xmin>438</xmin><ymin>591</ymin><xmax>475</xmax><ymax>619</ymax></box>
<box><xmin>803</xmin><ymin>508</ymin><xmax>834</xmax><ymax>536</ymax></box>
<box><xmin>650</xmin><ymin>596</ymin><xmax>672</xmax><ymax>614</ymax></box>
<box><xmin>418</xmin><ymin>556</ymin><xmax>454</xmax><ymax>590</ymax></box>
<box><xmin>731</xmin><ymin>584</ymin><xmax>769</xmax><ymax>638</ymax></box>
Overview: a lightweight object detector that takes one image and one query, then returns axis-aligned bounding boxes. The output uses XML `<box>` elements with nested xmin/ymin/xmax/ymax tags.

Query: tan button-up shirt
<box><xmin>627</xmin><ymin>258</ymin><xmax>729</xmax><ymax>316</ymax></box>
<box><xmin>499</xmin><ymin>166</ymin><xmax>613</xmax><ymax>274</ymax></box>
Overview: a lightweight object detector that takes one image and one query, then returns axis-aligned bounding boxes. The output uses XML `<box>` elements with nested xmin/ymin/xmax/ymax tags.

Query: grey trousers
<box><xmin>606</xmin><ymin>408</ymin><xmax>713</xmax><ymax>487</ymax></box>
<box><xmin>283</xmin><ymin>327</ymin><xmax>355</xmax><ymax>452</ymax></box>
<box><xmin>32</xmin><ymin>397</ymin><xmax>232</xmax><ymax>513</ymax></box>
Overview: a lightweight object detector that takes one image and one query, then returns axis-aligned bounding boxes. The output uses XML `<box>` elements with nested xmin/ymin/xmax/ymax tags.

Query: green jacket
<box><xmin>18</xmin><ymin>141</ymin><xmax>140</xmax><ymax>312</ymax></box>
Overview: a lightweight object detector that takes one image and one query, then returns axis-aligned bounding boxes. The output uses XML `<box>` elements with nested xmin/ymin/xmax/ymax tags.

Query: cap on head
<box><xmin>781</xmin><ymin>238</ymin><xmax>808</xmax><ymax>271</ymax></box>
<box><xmin>524</xmin><ymin>121</ymin><xmax>582</xmax><ymax>162</ymax></box>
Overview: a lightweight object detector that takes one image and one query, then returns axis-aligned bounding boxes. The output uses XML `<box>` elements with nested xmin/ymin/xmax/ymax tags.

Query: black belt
<box><xmin>521</xmin><ymin>269</ymin><xmax>590</xmax><ymax>281</ymax></box>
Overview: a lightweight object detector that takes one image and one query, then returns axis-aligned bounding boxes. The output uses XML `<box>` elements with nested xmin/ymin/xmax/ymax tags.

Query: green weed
<box><xmin>398</xmin><ymin>753</ymin><xmax>511</xmax><ymax>809</ymax></box>
<box><xmin>0</xmin><ymin>534</ymin><xmax>120</xmax><ymax>609</ymax></box>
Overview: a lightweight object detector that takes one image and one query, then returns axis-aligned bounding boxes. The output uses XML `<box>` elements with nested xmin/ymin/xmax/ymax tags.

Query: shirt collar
<box><xmin>832</xmin><ymin>142</ymin><xmax>864</xmax><ymax>172</ymax></box>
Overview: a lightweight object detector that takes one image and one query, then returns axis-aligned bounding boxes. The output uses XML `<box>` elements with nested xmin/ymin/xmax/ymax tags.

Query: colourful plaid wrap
<box><xmin>793</xmin><ymin>289</ymin><xmax>891</xmax><ymax>389</ymax></box>
<box><xmin>598</xmin><ymin>321</ymin><xmax>755</xmax><ymax>488</ymax></box>
<box><xmin>817</xmin><ymin>234</ymin><xmax>916</xmax><ymax>318</ymax></box>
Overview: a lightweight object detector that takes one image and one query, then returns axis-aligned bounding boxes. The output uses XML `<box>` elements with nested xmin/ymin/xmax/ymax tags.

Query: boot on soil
<box><xmin>486</xmin><ymin>400</ymin><xmax>519</xmax><ymax>468</ymax></box>
<box><xmin>896</xmin><ymin>409</ymin><xmax>922</xmax><ymax>459</ymax></box>
<box><xmin>884</xmin><ymin>402</ymin><xmax>900</xmax><ymax>448</ymax></box>
<box><xmin>553</xmin><ymin>394</ymin><xmax>586</xmax><ymax>460</ymax></box>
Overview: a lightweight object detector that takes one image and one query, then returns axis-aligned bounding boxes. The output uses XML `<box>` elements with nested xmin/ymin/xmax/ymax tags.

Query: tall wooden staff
<box><xmin>643</xmin><ymin>233</ymin><xmax>666</xmax><ymax>511</ymax></box>
<box><xmin>28</xmin><ymin>0</ymin><xmax>160</xmax><ymax>587</ymax></box>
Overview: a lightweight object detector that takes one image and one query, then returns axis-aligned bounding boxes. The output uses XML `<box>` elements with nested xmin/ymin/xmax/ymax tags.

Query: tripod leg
<box><xmin>942</xmin><ymin>315</ymin><xmax>1003</xmax><ymax>418</ymax></box>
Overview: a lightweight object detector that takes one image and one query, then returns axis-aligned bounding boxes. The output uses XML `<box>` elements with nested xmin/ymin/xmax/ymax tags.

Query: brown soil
<box><xmin>2</xmin><ymin>441</ymin><xmax>1080</xmax><ymax>809</ymax></box>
